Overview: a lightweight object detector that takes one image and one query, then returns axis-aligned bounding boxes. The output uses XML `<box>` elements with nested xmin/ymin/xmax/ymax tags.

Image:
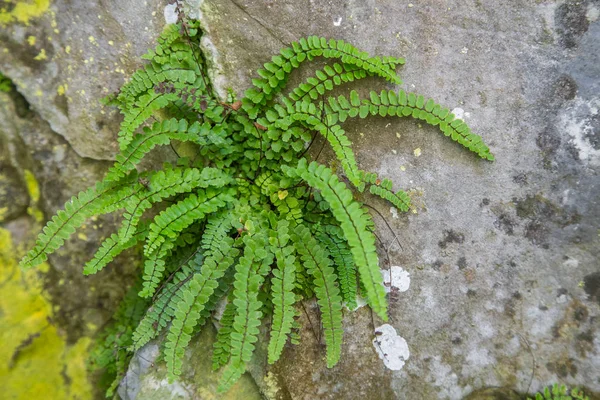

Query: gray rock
<box><xmin>118</xmin><ymin>326</ymin><xmax>262</xmax><ymax>400</ymax></box>
<box><xmin>190</xmin><ymin>0</ymin><xmax>600</xmax><ymax>399</ymax></box>
<box><xmin>1</xmin><ymin>0</ymin><xmax>599</xmax><ymax>399</ymax></box>
<box><xmin>0</xmin><ymin>0</ymin><xmax>167</xmax><ymax>160</ymax></box>
<box><xmin>0</xmin><ymin>163</ymin><xmax>29</xmax><ymax>223</ymax></box>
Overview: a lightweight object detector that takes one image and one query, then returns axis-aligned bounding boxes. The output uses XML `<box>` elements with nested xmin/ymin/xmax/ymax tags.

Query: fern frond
<box><xmin>118</xmin><ymin>55</ymin><xmax>200</xmax><ymax>110</ymax></box>
<box><xmin>315</xmin><ymin>225</ymin><xmax>358</xmax><ymax>310</ymax></box>
<box><xmin>164</xmin><ymin>237</ymin><xmax>238</xmax><ymax>381</ymax></box>
<box><xmin>83</xmin><ymin>226</ymin><xmax>147</xmax><ymax>275</ymax></box>
<box><xmin>19</xmin><ymin>175</ymin><xmax>138</xmax><ymax>269</ymax></box>
<box><xmin>284</xmin><ymin>101</ymin><xmax>362</xmax><ymax>187</ymax></box>
<box><xmin>285</xmin><ymin>159</ymin><xmax>387</xmax><ymax>320</ymax></box>
<box><xmin>119</xmin><ymin>166</ymin><xmax>230</xmax><ymax>242</ymax></box>
<box><xmin>361</xmin><ymin>172</ymin><xmax>411</xmax><ymax>211</ymax></box>
<box><xmin>117</xmin><ymin>89</ymin><xmax>181</xmax><ymax>151</ymax></box>
<box><xmin>217</xmin><ymin>235</ymin><xmax>273</xmax><ymax>392</ymax></box>
<box><xmin>331</xmin><ymin>89</ymin><xmax>494</xmax><ymax>160</ymax></box>
<box><xmin>287</xmin><ymin>63</ymin><xmax>366</xmax><ymax>103</ymax></box>
<box><xmin>212</xmin><ymin>299</ymin><xmax>235</xmax><ymax>370</ymax></box>
<box><xmin>243</xmin><ymin>36</ymin><xmax>403</xmax><ymax>111</ymax></box>
<box><xmin>292</xmin><ymin>223</ymin><xmax>343</xmax><ymax>367</ymax></box>
<box><xmin>144</xmin><ymin>188</ymin><xmax>233</xmax><ymax>257</ymax></box>
<box><xmin>267</xmin><ymin>220</ymin><xmax>297</xmax><ymax>364</ymax></box>
<box><xmin>130</xmin><ymin>251</ymin><xmax>203</xmax><ymax>351</ymax></box>
<box><xmin>139</xmin><ymin>237</ymin><xmax>178</xmax><ymax>298</ymax></box>
<box><xmin>105</xmin><ymin>118</ymin><xmax>206</xmax><ymax>182</ymax></box>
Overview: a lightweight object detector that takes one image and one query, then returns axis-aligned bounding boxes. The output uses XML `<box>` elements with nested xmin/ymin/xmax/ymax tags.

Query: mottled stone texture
<box><xmin>1</xmin><ymin>0</ymin><xmax>599</xmax><ymax>399</ymax></box>
<box><xmin>189</xmin><ymin>0</ymin><xmax>600</xmax><ymax>398</ymax></box>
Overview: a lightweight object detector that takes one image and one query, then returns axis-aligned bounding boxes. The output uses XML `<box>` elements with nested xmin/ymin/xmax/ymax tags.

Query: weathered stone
<box><xmin>1</xmin><ymin>0</ymin><xmax>599</xmax><ymax>399</ymax></box>
<box><xmin>0</xmin><ymin>164</ymin><xmax>29</xmax><ymax>223</ymax></box>
<box><xmin>118</xmin><ymin>326</ymin><xmax>262</xmax><ymax>400</ymax></box>
<box><xmin>0</xmin><ymin>0</ymin><xmax>168</xmax><ymax>160</ymax></box>
<box><xmin>187</xmin><ymin>0</ymin><xmax>600</xmax><ymax>399</ymax></box>
<box><xmin>463</xmin><ymin>387</ymin><xmax>521</xmax><ymax>400</ymax></box>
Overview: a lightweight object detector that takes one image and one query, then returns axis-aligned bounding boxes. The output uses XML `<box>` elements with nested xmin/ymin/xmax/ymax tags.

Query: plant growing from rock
<box><xmin>20</xmin><ymin>14</ymin><xmax>493</xmax><ymax>394</ymax></box>
<box><xmin>528</xmin><ymin>384</ymin><xmax>589</xmax><ymax>400</ymax></box>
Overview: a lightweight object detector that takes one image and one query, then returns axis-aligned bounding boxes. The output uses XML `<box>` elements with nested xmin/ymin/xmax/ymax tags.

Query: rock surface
<box><xmin>185</xmin><ymin>0</ymin><xmax>600</xmax><ymax>398</ymax></box>
<box><xmin>0</xmin><ymin>0</ymin><xmax>599</xmax><ymax>399</ymax></box>
<box><xmin>118</xmin><ymin>327</ymin><xmax>262</xmax><ymax>400</ymax></box>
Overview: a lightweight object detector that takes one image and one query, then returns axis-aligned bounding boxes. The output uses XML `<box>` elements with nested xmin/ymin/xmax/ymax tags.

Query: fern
<box><xmin>267</xmin><ymin>220</ymin><xmax>297</xmax><ymax>364</ymax></box>
<box><xmin>217</xmin><ymin>235</ymin><xmax>272</xmax><ymax>392</ymax></box>
<box><xmin>211</xmin><ymin>299</ymin><xmax>236</xmax><ymax>370</ymax></box>
<box><xmin>292</xmin><ymin>224</ymin><xmax>344</xmax><ymax>367</ymax></box>
<box><xmin>20</xmin><ymin>12</ymin><xmax>494</xmax><ymax>395</ymax></box>
<box><xmin>528</xmin><ymin>384</ymin><xmax>589</xmax><ymax>400</ymax></box>
<box><xmin>315</xmin><ymin>225</ymin><xmax>358</xmax><ymax>309</ymax></box>
<box><xmin>285</xmin><ymin>159</ymin><xmax>387</xmax><ymax>319</ymax></box>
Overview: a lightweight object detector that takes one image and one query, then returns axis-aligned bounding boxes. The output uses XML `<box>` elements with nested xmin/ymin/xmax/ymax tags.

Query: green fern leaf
<box><xmin>285</xmin><ymin>159</ymin><xmax>388</xmax><ymax>320</ymax></box>
<box><xmin>292</xmin><ymin>223</ymin><xmax>343</xmax><ymax>367</ymax></box>
<box><xmin>316</xmin><ymin>225</ymin><xmax>358</xmax><ymax>310</ymax></box>
<box><xmin>105</xmin><ymin>118</ymin><xmax>207</xmax><ymax>182</ymax></box>
<box><xmin>267</xmin><ymin>220</ymin><xmax>297</xmax><ymax>364</ymax></box>
<box><xmin>212</xmin><ymin>300</ymin><xmax>236</xmax><ymax>370</ymax></box>
<box><xmin>119</xmin><ymin>167</ymin><xmax>231</xmax><ymax>243</ymax></box>
<box><xmin>83</xmin><ymin>226</ymin><xmax>147</xmax><ymax>275</ymax></box>
<box><xmin>19</xmin><ymin>175</ymin><xmax>138</xmax><ymax>269</ymax></box>
<box><xmin>130</xmin><ymin>250</ymin><xmax>203</xmax><ymax>351</ymax></box>
<box><xmin>164</xmin><ymin>238</ymin><xmax>238</xmax><ymax>381</ymax></box>
<box><xmin>217</xmin><ymin>235</ymin><xmax>273</xmax><ymax>392</ymax></box>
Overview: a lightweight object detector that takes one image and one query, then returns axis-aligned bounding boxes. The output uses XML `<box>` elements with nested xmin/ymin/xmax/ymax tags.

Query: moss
<box><xmin>0</xmin><ymin>72</ymin><xmax>11</xmax><ymax>92</ymax></box>
<box><xmin>0</xmin><ymin>0</ymin><xmax>50</xmax><ymax>27</ymax></box>
<box><xmin>0</xmin><ymin>228</ymin><xmax>93</xmax><ymax>399</ymax></box>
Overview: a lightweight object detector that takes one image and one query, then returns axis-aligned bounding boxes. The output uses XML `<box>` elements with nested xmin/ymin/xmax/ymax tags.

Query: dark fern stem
<box><xmin>20</xmin><ymin>14</ymin><xmax>494</xmax><ymax>395</ymax></box>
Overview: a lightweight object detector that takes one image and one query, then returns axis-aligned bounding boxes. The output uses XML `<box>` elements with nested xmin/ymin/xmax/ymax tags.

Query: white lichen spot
<box><xmin>451</xmin><ymin>107</ymin><xmax>465</xmax><ymax>120</ymax></box>
<box><xmin>164</xmin><ymin>3</ymin><xmax>179</xmax><ymax>24</ymax></box>
<box><xmin>391</xmin><ymin>149</ymin><xmax>397</xmax><ymax>154</ymax></box>
<box><xmin>408</xmin><ymin>3</ymin><xmax>414</xmax><ymax>7</ymax></box>
<box><xmin>461</xmin><ymin>47</ymin><xmax>468</xmax><ymax>54</ymax></box>
<box><xmin>108</xmin><ymin>40</ymin><xmax>114</xmax><ymax>46</ymax></box>
<box><xmin>560</xmin><ymin>97</ymin><xmax>600</xmax><ymax>166</ymax></box>
<box><xmin>345</xmin><ymin>295</ymin><xmax>368</xmax><ymax>311</ymax></box>
<box><xmin>390</xmin><ymin>207</ymin><xmax>399</xmax><ymax>219</ymax></box>
<box><xmin>556</xmin><ymin>294</ymin><xmax>568</xmax><ymax>304</ymax></box>
<box><xmin>587</xmin><ymin>5</ymin><xmax>599</xmax><ymax>22</ymax></box>
<box><xmin>333</xmin><ymin>16</ymin><xmax>342</xmax><ymax>26</ymax></box>
<box><xmin>562</xmin><ymin>257</ymin><xmax>579</xmax><ymax>268</ymax></box>
<box><xmin>372</xmin><ymin>324</ymin><xmax>410</xmax><ymax>370</ymax></box>
<box><xmin>381</xmin><ymin>266</ymin><xmax>410</xmax><ymax>293</ymax></box>
<box><xmin>413</xmin><ymin>147</ymin><xmax>421</xmax><ymax>157</ymax></box>
<box><xmin>400</xmin><ymin>165</ymin><xmax>406</xmax><ymax>171</ymax></box>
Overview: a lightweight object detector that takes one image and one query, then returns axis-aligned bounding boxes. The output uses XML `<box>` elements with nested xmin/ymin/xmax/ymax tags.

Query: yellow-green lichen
<box><xmin>263</xmin><ymin>372</ymin><xmax>281</xmax><ymax>399</ymax></box>
<box><xmin>0</xmin><ymin>207</ymin><xmax>7</xmax><ymax>222</ymax></box>
<box><xmin>23</xmin><ymin>170</ymin><xmax>39</xmax><ymax>203</ymax></box>
<box><xmin>0</xmin><ymin>228</ymin><xmax>93</xmax><ymax>399</ymax></box>
<box><xmin>23</xmin><ymin>169</ymin><xmax>43</xmax><ymax>222</ymax></box>
<box><xmin>0</xmin><ymin>0</ymin><xmax>50</xmax><ymax>26</ymax></box>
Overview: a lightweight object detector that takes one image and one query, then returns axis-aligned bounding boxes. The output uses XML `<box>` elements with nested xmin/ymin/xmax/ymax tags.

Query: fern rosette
<box><xmin>20</xmin><ymin>14</ymin><xmax>493</xmax><ymax>394</ymax></box>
